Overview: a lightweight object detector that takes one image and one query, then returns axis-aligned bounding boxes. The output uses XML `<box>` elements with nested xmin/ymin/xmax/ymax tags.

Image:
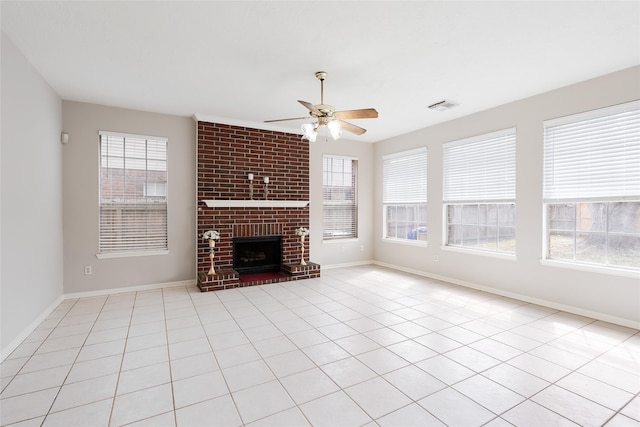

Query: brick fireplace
<box><xmin>196</xmin><ymin>121</ymin><xmax>320</xmax><ymax>291</ymax></box>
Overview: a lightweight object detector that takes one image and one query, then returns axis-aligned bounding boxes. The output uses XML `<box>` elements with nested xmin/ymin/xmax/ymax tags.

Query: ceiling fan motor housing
<box><xmin>317</xmin><ymin>116</ymin><xmax>331</xmax><ymax>126</ymax></box>
<box><xmin>315</xmin><ymin>104</ymin><xmax>335</xmax><ymax>116</ymax></box>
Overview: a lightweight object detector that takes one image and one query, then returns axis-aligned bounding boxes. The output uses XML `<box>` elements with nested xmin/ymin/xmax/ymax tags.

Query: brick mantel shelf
<box><xmin>202</xmin><ymin>200</ymin><xmax>309</xmax><ymax>208</ymax></box>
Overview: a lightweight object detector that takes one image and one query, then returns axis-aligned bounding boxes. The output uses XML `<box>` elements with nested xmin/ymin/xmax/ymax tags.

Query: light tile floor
<box><xmin>1</xmin><ymin>265</ymin><xmax>639</xmax><ymax>426</ymax></box>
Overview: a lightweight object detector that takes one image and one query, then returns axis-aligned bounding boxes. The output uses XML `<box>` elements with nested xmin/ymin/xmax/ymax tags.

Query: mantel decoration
<box><xmin>295</xmin><ymin>227</ymin><xmax>310</xmax><ymax>266</ymax></box>
<box><xmin>263</xmin><ymin>176</ymin><xmax>269</xmax><ymax>200</ymax></box>
<box><xmin>202</xmin><ymin>230</ymin><xmax>220</xmax><ymax>275</ymax></box>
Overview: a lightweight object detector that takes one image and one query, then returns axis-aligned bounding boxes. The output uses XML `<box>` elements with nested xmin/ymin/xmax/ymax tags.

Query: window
<box><xmin>543</xmin><ymin>101</ymin><xmax>640</xmax><ymax>270</ymax></box>
<box><xmin>99</xmin><ymin>131</ymin><xmax>168</xmax><ymax>255</ymax></box>
<box><xmin>383</xmin><ymin>148</ymin><xmax>427</xmax><ymax>242</ymax></box>
<box><xmin>323</xmin><ymin>155</ymin><xmax>357</xmax><ymax>240</ymax></box>
<box><xmin>144</xmin><ymin>182</ymin><xmax>167</xmax><ymax>198</ymax></box>
<box><xmin>443</xmin><ymin>128</ymin><xmax>516</xmax><ymax>254</ymax></box>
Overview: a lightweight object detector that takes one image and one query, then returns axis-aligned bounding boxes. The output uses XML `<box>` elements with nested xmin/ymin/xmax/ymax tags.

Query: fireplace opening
<box><xmin>233</xmin><ymin>235</ymin><xmax>282</xmax><ymax>275</ymax></box>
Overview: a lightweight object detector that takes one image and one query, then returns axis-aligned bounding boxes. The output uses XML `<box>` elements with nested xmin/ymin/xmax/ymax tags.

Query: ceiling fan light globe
<box><xmin>302</xmin><ymin>122</ymin><xmax>318</xmax><ymax>142</ymax></box>
<box><xmin>328</xmin><ymin>120</ymin><xmax>342</xmax><ymax>140</ymax></box>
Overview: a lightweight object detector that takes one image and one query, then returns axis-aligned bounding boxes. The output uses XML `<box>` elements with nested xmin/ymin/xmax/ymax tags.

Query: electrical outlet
<box><xmin>84</xmin><ymin>266</ymin><xmax>92</xmax><ymax>275</ymax></box>
<box><xmin>433</xmin><ymin>255</ymin><xmax>439</xmax><ymax>262</ymax></box>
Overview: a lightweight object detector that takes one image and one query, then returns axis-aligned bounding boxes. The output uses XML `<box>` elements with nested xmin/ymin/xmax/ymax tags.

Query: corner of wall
<box><xmin>1</xmin><ymin>33</ymin><xmax>64</xmax><ymax>354</ymax></box>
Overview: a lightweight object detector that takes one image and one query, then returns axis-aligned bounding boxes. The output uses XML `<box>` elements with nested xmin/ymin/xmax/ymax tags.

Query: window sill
<box><xmin>96</xmin><ymin>250</ymin><xmax>170</xmax><ymax>259</ymax></box>
<box><xmin>442</xmin><ymin>245</ymin><xmax>516</xmax><ymax>261</ymax></box>
<box><xmin>323</xmin><ymin>238</ymin><xmax>359</xmax><ymax>244</ymax></box>
<box><xmin>540</xmin><ymin>259</ymin><xmax>640</xmax><ymax>278</ymax></box>
<box><xmin>381</xmin><ymin>238</ymin><xmax>427</xmax><ymax>247</ymax></box>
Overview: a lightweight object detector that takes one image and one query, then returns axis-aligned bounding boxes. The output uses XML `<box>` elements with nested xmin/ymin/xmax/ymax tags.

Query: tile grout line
<box><xmin>2</xmin><ymin>267</ymin><xmax>638</xmax><ymax>427</ymax></box>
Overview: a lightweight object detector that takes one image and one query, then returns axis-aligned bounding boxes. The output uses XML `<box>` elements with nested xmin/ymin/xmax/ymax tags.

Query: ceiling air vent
<box><xmin>427</xmin><ymin>100</ymin><xmax>457</xmax><ymax>111</ymax></box>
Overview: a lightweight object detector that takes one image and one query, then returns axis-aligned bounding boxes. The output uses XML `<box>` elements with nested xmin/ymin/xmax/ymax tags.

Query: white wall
<box><xmin>1</xmin><ymin>33</ymin><xmax>64</xmax><ymax>356</ymax></box>
<box><xmin>373</xmin><ymin>66</ymin><xmax>640</xmax><ymax>327</ymax></box>
<box><xmin>310</xmin><ymin>137</ymin><xmax>374</xmax><ymax>267</ymax></box>
<box><xmin>62</xmin><ymin>102</ymin><xmax>196</xmax><ymax>294</ymax></box>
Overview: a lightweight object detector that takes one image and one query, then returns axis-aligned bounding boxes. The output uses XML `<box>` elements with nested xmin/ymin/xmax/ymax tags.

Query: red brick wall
<box><xmin>197</xmin><ymin>122</ymin><xmax>310</xmax><ymax>273</ymax></box>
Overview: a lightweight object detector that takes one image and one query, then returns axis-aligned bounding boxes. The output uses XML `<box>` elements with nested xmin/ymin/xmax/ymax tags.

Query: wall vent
<box><xmin>427</xmin><ymin>100</ymin><xmax>457</xmax><ymax>111</ymax></box>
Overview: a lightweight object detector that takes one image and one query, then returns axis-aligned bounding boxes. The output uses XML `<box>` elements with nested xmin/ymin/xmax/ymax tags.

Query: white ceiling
<box><xmin>2</xmin><ymin>1</ymin><xmax>639</xmax><ymax>143</ymax></box>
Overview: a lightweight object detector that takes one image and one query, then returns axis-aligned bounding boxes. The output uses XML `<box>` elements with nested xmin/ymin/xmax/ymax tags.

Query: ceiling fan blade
<box><xmin>334</xmin><ymin>108</ymin><xmax>379</xmax><ymax>120</ymax></box>
<box><xmin>338</xmin><ymin>120</ymin><xmax>367</xmax><ymax>135</ymax></box>
<box><xmin>298</xmin><ymin>100</ymin><xmax>321</xmax><ymax>115</ymax></box>
<box><xmin>264</xmin><ymin>117</ymin><xmax>307</xmax><ymax>123</ymax></box>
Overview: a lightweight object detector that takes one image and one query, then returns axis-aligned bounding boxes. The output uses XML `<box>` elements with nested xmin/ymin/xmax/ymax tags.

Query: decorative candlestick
<box><xmin>295</xmin><ymin>227</ymin><xmax>310</xmax><ymax>266</ymax></box>
<box><xmin>248</xmin><ymin>173</ymin><xmax>254</xmax><ymax>200</ymax></box>
<box><xmin>208</xmin><ymin>239</ymin><xmax>216</xmax><ymax>275</ymax></box>
<box><xmin>264</xmin><ymin>176</ymin><xmax>269</xmax><ymax>200</ymax></box>
<box><xmin>299</xmin><ymin>234</ymin><xmax>307</xmax><ymax>266</ymax></box>
<box><xmin>202</xmin><ymin>230</ymin><xmax>220</xmax><ymax>276</ymax></box>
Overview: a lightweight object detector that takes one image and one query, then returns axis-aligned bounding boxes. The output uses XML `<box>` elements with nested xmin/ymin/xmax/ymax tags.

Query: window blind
<box><xmin>443</xmin><ymin>128</ymin><xmax>516</xmax><ymax>203</ymax></box>
<box><xmin>99</xmin><ymin>131</ymin><xmax>168</xmax><ymax>253</ymax></box>
<box><xmin>323</xmin><ymin>155</ymin><xmax>357</xmax><ymax>239</ymax></box>
<box><xmin>543</xmin><ymin>100</ymin><xmax>640</xmax><ymax>202</ymax></box>
<box><xmin>383</xmin><ymin>147</ymin><xmax>427</xmax><ymax>204</ymax></box>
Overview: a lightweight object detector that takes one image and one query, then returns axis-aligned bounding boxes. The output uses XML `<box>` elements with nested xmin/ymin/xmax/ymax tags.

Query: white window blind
<box><xmin>99</xmin><ymin>131</ymin><xmax>168</xmax><ymax>254</ymax></box>
<box><xmin>543</xmin><ymin>100</ymin><xmax>640</xmax><ymax>202</ymax></box>
<box><xmin>323</xmin><ymin>155</ymin><xmax>357</xmax><ymax>240</ymax></box>
<box><xmin>443</xmin><ymin>128</ymin><xmax>516</xmax><ymax>203</ymax></box>
<box><xmin>383</xmin><ymin>148</ymin><xmax>427</xmax><ymax>204</ymax></box>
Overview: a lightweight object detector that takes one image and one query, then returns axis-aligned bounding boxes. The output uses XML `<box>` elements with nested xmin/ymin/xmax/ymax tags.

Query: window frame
<box><xmin>97</xmin><ymin>130</ymin><xmax>169</xmax><ymax>258</ymax></box>
<box><xmin>542</xmin><ymin>101</ymin><xmax>640</xmax><ymax>272</ymax></box>
<box><xmin>322</xmin><ymin>154</ymin><xmax>358</xmax><ymax>241</ymax></box>
<box><xmin>382</xmin><ymin>147</ymin><xmax>428</xmax><ymax>245</ymax></box>
<box><xmin>442</xmin><ymin>128</ymin><xmax>517</xmax><ymax>255</ymax></box>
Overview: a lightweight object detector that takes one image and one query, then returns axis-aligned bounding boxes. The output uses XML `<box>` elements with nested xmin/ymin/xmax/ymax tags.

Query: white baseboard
<box><xmin>373</xmin><ymin>261</ymin><xmax>640</xmax><ymax>330</ymax></box>
<box><xmin>321</xmin><ymin>260</ymin><xmax>375</xmax><ymax>270</ymax></box>
<box><xmin>1</xmin><ymin>295</ymin><xmax>65</xmax><ymax>362</ymax></box>
<box><xmin>64</xmin><ymin>279</ymin><xmax>195</xmax><ymax>300</ymax></box>
<box><xmin>1</xmin><ymin>279</ymin><xmax>195</xmax><ymax>363</ymax></box>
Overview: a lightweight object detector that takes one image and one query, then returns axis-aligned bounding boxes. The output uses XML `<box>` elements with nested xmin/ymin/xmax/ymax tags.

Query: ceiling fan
<box><xmin>265</xmin><ymin>71</ymin><xmax>378</xmax><ymax>141</ymax></box>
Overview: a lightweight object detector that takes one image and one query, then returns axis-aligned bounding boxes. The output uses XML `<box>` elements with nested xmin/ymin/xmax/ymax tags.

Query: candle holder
<box><xmin>299</xmin><ymin>234</ymin><xmax>307</xmax><ymax>266</ymax></box>
<box><xmin>208</xmin><ymin>239</ymin><xmax>216</xmax><ymax>275</ymax></box>
<box><xmin>295</xmin><ymin>227</ymin><xmax>310</xmax><ymax>266</ymax></box>
<box><xmin>202</xmin><ymin>230</ymin><xmax>220</xmax><ymax>276</ymax></box>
